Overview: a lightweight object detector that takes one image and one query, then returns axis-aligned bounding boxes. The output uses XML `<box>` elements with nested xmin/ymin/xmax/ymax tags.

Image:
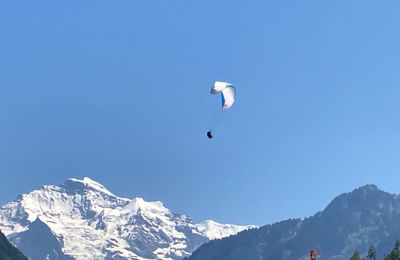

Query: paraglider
<box><xmin>207</xmin><ymin>81</ymin><xmax>236</xmax><ymax>140</ymax></box>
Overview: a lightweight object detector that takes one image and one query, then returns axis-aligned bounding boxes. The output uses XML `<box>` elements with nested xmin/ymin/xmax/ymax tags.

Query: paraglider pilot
<box><xmin>207</xmin><ymin>130</ymin><xmax>213</xmax><ymax>139</ymax></box>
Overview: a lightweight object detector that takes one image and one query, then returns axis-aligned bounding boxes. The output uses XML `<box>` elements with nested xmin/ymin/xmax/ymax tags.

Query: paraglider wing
<box><xmin>210</xmin><ymin>81</ymin><xmax>236</xmax><ymax>109</ymax></box>
<box><xmin>221</xmin><ymin>86</ymin><xmax>235</xmax><ymax>109</ymax></box>
<box><xmin>210</xmin><ymin>81</ymin><xmax>228</xmax><ymax>94</ymax></box>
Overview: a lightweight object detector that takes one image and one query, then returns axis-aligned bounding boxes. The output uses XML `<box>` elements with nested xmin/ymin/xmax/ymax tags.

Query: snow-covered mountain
<box><xmin>0</xmin><ymin>177</ymin><xmax>255</xmax><ymax>260</ymax></box>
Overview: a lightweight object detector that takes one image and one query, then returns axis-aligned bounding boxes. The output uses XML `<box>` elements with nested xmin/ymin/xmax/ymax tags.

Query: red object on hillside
<box><xmin>310</xmin><ymin>249</ymin><xmax>317</xmax><ymax>260</ymax></box>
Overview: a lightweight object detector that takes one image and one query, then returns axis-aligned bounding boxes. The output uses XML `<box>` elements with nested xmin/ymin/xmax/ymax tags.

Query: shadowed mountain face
<box><xmin>0</xmin><ymin>229</ymin><xmax>27</xmax><ymax>260</ymax></box>
<box><xmin>10</xmin><ymin>218</ymin><xmax>74</xmax><ymax>260</ymax></box>
<box><xmin>187</xmin><ymin>185</ymin><xmax>400</xmax><ymax>260</ymax></box>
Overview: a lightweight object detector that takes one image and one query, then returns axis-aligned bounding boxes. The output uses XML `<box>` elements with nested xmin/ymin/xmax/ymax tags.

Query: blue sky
<box><xmin>1</xmin><ymin>1</ymin><xmax>400</xmax><ymax>225</ymax></box>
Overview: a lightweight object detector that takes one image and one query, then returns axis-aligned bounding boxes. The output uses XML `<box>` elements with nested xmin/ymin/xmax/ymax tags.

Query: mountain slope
<box><xmin>0</xmin><ymin>177</ymin><xmax>254</xmax><ymax>260</ymax></box>
<box><xmin>0</xmin><ymin>229</ymin><xmax>27</xmax><ymax>260</ymax></box>
<box><xmin>187</xmin><ymin>185</ymin><xmax>400</xmax><ymax>260</ymax></box>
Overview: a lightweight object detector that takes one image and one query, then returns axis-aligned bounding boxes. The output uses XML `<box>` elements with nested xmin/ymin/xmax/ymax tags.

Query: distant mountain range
<box><xmin>0</xmin><ymin>177</ymin><xmax>254</xmax><ymax>260</ymax></box>
<box><xmin>187</xmin><ymin>185</ymin><xmax>400</xmax><ymax>260</ymax></box>
<box><xmin>0</xmin><ymin>229</ymin><xmax>27</xmax><ymax>260</ymax></box>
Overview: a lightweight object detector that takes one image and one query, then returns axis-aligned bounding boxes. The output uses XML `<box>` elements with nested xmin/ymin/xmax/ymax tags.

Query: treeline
<box><xmin>350</xmin><ymin>240</ymin><xmax>400</xmax><ymax>260</ymax></box>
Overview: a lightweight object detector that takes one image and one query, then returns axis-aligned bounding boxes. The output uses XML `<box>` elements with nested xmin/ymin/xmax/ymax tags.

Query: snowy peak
<box><xmin>0</xmin><ymin>177</ymin><xmax>254</xmax><ymax>260</ymax></box>
<box><xmin>63</xmin><ymin>177</ymin><xmax>118</xmax><ymax>198</ymax></box>
<box><xmin>123</xmin><ymin>197</ymin><xmax>169</xmax><ymax>216</ymax></box>
<box><xmin>196</xmin><ymin>220</ymin><xmax>256</xmax><ymax>240</ymax></box>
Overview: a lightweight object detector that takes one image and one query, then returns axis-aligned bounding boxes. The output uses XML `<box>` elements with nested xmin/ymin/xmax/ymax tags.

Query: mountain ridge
<box><xmin>187</xmin><ymin>184</ymin><xmax>400</xmax><ymax>260</ymax></box>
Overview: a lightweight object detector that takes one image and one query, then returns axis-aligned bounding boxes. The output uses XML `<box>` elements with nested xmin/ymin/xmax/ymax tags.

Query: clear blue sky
<box><xmin>1</xmin><ymin>1</ymin><xmax>400</xmax><ymax>226</ymax></box>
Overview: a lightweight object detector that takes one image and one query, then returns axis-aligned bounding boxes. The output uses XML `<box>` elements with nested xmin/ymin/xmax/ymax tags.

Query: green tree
<box><xmin>394</xmin><ymin>240</ymin><xmax>400</xmax><ymax>253</ymax></box>
<box><xmin>367</xmin><ymin>244</ymin><xmax>376</xmax><ymax>260</ymax></box>
<box><xmin>350</xmin><ymin>250</ymin><xmax>361</xmax><ymax>260</ymax></box>
<box><xmin>384</xmin><ymin>240</ymin><xmax>400</xmax><ymax>260</ymax></box>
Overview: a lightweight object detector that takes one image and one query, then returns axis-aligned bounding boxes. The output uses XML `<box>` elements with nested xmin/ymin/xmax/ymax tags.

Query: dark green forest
<box><xmin>350</xmin><ymin>241</ymin><xmax>400</xmax><ymax>260</ymax></box>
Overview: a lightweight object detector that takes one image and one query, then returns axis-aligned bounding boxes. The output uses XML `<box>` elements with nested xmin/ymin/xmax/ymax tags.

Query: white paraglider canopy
<box><xmin>210</xmin><ymin>81</ymin><xmax>236</xmax><ymax>109</ymax></box>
